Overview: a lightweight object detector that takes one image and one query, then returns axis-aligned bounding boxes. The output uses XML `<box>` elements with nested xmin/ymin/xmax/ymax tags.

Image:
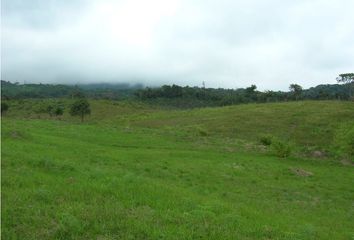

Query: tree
<box><xmin>336</xmin><ymin>73</ymin><xmax>354</xmax><ymax>98</ymax></box>
<box><xmin>69</xmin><ymin>99</ymin><xmax>91</xmax><ymax>122</ymax></box>
<box><xmin>246</xmin><ymin>85</ymin><xmax>257</xmax><ymax>94</ymax></box>
<box><xmin>161</xmin><ymin>84</ymin><xmax>183</xmax><ymax>98</ymax></box>
<box><xmin>51</xmin><ymin>106</ymin><xmax>64</xmax><ymax>119</ymax></box>
<box><xmin>245</xmin><ymin>85</ymin><xmax>258</xmax><ymax>101</ymax></box>
<box><xmin>53</xmin><ymin>106</ymin><xmax>64</xmax><ymax>116</ymax></box>
<box><xmin>46</xmin><ymin>102</ymin><xmax>65</xmax><ymax>118</ymax></box>
<box><xmin>46</xmin><ymin>104</ymin><xmax>54</xmax><ymax>117</ymax></box>
<box><xmin>1</xmin><ymin>102</ymin><xmax>9</xmax><ymax>116</ymax></box>
<box><xmin>289</xmin><ymin>84</ymin><xmax>303</xmax><ymax>100</ymax></box>
<box><xmin>337</xmin><ymin>73</ymin><xmax>354</xmax><ymax>84</ymax></box>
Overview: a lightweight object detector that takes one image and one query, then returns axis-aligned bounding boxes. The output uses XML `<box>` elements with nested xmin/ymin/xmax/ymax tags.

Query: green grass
<box><xmin>126</xmin><ymin>101</ymin><xmax>354</xmax><ymax>150</ymax></box>
<box><xmin>2</xmin><ymin>100</ymin><xmax>354</xmax><ymax>239</ymax></box>
<box><xmin>6</xmin><ymin>100</ymin><xmax>354</xmax><ymax>151</ymax></box>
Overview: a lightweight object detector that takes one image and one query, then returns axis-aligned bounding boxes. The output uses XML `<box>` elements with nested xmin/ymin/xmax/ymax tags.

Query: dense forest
<box><xmin>1</xmin><ymin>80</ymin><xmax>352</xmax><ymax>108</ymax></box>
<box><xmin>0</xmin><ymin>81</ymin><xmax>142</xmax><ymax>100</ymax></box>
<box><xmin>135</xmin><ymin>84</ymin><xmax>352</xmax><ymax>107</ymax></box>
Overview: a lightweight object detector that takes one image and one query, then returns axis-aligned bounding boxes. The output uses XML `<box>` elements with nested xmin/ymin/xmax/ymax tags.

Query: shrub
<box><xmin>42</xmin><ymin>102</ymin><xmax>65</xmax><ymax>117</ymax></box>
<box><xmin>53</xmin><ymin>106</ymin><xmax>64</xmax><ymax>117</ymax></box>
<box><xmin>46</xmin><ymin>104</ymin><xmax>54</xmax><ymax>116</ymax></box>
<box><xmin>33</xmin><ymin>104</ymin><xmax>47</xmax><ymax>118</ymax></box>
<box><xmin>196</xmin><ymin>126</ymin><xmax>209</xmax><ymax>137</ymax></box>
<box><xmin>259</xmin><ymin>134</ymin><xmax>273</xmax><ymax>146</ymax></box>
<box><xmin>271</xmin><ymin>140</ymin><xmax>292</xmax><ymax>158</ymax></box>
<box><xmin>1</xmin><ymin>102</ymin><xmax>9</xmax><ymax>115</ymax></box>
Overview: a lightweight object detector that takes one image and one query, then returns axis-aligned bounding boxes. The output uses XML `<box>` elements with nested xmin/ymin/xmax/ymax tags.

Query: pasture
<box><xmin>1</xmin><ymin>100</ymin><xmax>354</xmax><ymax>239</ymax></box>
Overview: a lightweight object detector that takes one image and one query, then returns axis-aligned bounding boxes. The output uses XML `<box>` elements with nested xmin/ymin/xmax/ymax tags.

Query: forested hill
<box><xmin>0</xmin><ymin>81</ymin><xmax>142</xmax><ymax>100</ymax></box>
<box><xmin>1</xmin><ymin>80</ymin><xmax>352</xmax><ymax>108</ymax></box>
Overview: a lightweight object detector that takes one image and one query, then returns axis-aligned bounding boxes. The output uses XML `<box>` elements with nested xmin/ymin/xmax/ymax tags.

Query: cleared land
<box><xmin>1</xmin><ymin>100</ymin><xmax>354</xmax><ymax>239</ymax></box>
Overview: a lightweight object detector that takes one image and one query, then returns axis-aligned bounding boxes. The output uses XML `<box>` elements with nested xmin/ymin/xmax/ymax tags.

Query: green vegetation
<box><xmin>2</xmin><ymin>80</ymin><xmax>353</xmax><ymax>108</ymax></box>
<box><xmin>47</xmin><ymin>102</ymin><xmax>65</xmax><ymax>118</ymax></box>
<box><xmin>333</xmin><ymin>122</ymin><xmax>354</xmax><ymax>159</ymax></box>
<box><xmin>337</xmin><ymin>73</ymin><xmax>354</xmax><ymax>84</ymax></box>
<box><xmin>259</xmin><ymin>134</ymin><xmax>274</xmax><ymax>146</ymax></box>
<box><xmin>134</xmin><ymin>84</ymin><xmax>353</xmax><ymax>107</ymax></box>
<box><xmin>1</xmin><ymin>81</ymin><xmax>75</xmax><ymax>99</ymax></box>
<box><xmin>2</xmin><ymin>100</ymin><xmax>354</xmax><ymax>239</ymax></box>
<box><xmin>3</xmin><ymin>99</ymin><xmax>354</xmax><ymax>156</ymax></box>
<box><xmin>1</xmin><ymin>102</ymin><xmax>9</xmax><ymax>115</ymax></box>
<box><xmin>289</xmin><ymin>84</ymin><xmax>303</xmax><ymax>101</ymax></box>
<box><xmin>270</xmin><ymin>140</ymin><xmax>292</xmax><ymax>158</ymax></box>
<box><xmin>336</xmin><ymin>73</ymin><xmax>354</xmax><ymax>98</ymax></box>
<box><xmin>1</xmin><ymin>81</ymin><xmax>141</xmax><ymax>100</ymax></box>
<box><xmin>69</xmin><ymin>98</ymin><xmax>91</xmax><ymax>122</ymax></box>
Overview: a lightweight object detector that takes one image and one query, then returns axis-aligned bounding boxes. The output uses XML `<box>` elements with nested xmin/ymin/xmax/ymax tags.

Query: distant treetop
<box><xmin>337</xmin><ymin>73</ymin><xmax>354</xmax><ymax>84</ymax></box>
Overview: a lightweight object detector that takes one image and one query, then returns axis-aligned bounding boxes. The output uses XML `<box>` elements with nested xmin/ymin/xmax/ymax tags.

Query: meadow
<box><xmin>1</xmin><ymin>100</ymin><xmax>354</xmax><ymax>239</ymax></box>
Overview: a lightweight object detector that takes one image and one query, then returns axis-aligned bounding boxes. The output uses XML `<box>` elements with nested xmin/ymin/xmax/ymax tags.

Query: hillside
<box><xmin>0</xmin><ymin>81</ymin><xmax>141</xmax><ymax>100</ymax></box>
<box><xmin>128</xmin><ymin>101</ymin><xmax>354</xmax><ymax>155</ymax></box>
<box><xmin>1</xmin><ymin>100</ymin><xmax>354</xmax><ymax>240</ymax></box>
<box><xmin>5</xmin><ymin>99</ymin><xmax>354</xmax><ymax>154</ymax></box>
<box><xmin>2</xmin><ymin>100</ymin><xmax>354</xmax><ymax>239</ymax></box>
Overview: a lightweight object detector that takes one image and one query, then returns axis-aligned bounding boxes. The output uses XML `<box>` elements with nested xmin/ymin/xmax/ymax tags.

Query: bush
<box><xmin>47</xmin><ymin>104</ymin><xmax>54</xmax><ymax>116</ymax></box>
<box><xmin>53</xmin><ymin>106</ymin><xmax>64</xmax><ymax>117</ymax></box>
<box><xmin>196</xmin><ymin>126</ymin><xmax>209</xmax><ymax>137</ymax></box>
<box><xmin>333</xmin><ymin>122</ymin><xmax>354</xmax><ymax>158</ymax></box>
<box><xmin>1</xmin><ymin>102</ymin><xmax>9</xmax><ymax>115</ymax></box>
<box><xmin>42</xmin><ymin>101</ymin><xmax>65</xmax><ymax>117</ymax></box>
<box><xmin>271</xmin><ymin>140</ymin><xmax>292</xmax><ymax>158</ymax></box>
<box><xmin>34</xmin><ymin>103</ymin><xmax>48</xmax><ymax>115</ymax></box>
<box><xmin>259</xmin><ymin>134</ymin><xmax>273</xmax><ymax>146</ymax></box>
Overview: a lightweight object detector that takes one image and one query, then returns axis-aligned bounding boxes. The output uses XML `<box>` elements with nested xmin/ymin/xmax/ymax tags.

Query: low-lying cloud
<box><xmin>2</xmin><ymin>0</ymin><xmax>354</xmax><ymax>90</ymax></box>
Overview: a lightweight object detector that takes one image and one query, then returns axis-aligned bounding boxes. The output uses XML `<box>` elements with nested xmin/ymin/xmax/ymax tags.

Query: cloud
<box><xmin>2</xmin><ymin>0</ymin><xmax>354</xmax><ymax>90</ymax></box>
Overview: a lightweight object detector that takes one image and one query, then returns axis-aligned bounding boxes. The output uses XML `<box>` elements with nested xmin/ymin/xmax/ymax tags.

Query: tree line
<box><xmin>1</xmin><ymin>73</ymin><xmax>353</xmax><ymax>109</ymax></box>
<box><xmin>134</xmin><ymin>73</ymin><xmax>353</xmax><ymax>107</ymax></box>
<box><xmin>134</xmin><ymin>82</ymin><xmax>353</xmax><ymax>108</ymax></box>
<box><xmin>0</xmin><ymin>81</ymin><xmax>141</xmax><ymax>100</ymax></box>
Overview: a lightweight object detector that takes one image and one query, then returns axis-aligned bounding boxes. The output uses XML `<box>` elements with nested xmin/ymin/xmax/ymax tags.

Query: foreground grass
<box><xmin>2</xmin><ymin>117</ymin><xmax>354</xmax><ymax>239</ymax></box>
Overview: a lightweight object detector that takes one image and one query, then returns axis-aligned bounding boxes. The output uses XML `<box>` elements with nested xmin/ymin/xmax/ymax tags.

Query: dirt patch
<box><xmin>311</xmin><ymin>150</ymin><xmax>326</xmax><ymax>158</ymax></box>
<box><xmin>231</xmin><ymin>163</ymin><xmax>244</xmax><ymax>170</ymax></box>
<box><xmin>340</xmin><ymin>159</ymin><xmax>354</xmax><ymax>167</ymax></box>
<box><xmin>128</xmin><ymin>205</ymin><xmax>154</xmax><ymax>219</ymax></box>
<box><xmin>66</xmin><ymin>177</ymin><xmax>76</xmax><ymax>184</ymax></box>
<box><xmin>4</xmin><ymin>130</ymin><xmax>32</xmax><ymax>140</ymax></box>
<box><xmin>223</xmin><ymin>146</ymin><xmax>238</xmax><ymax>153</ymax></box>
<box><xmin>290</xmin><ymin>168</ymin><xmax>313</xmax><ymax>177</ymax></box>
<box><xmin>257</xmin><ymin>144</ymin><xmax>268</xmax><ymax>153</ymax></box>
<box><xmin>10</xmin><ymin>130</ymin><xmax>24</xmax><ymax>139</ymax></box>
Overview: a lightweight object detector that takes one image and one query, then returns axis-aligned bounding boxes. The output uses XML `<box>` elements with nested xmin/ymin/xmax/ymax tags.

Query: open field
<box><xmin>2</xmin><ymin>100</ymin><xmax>354</xmax><ymax>239</ymax></box>
<box><xmin>5</xmin><ymin>100</ymin><xmax>354</xmax><ymax>154</ymax></box>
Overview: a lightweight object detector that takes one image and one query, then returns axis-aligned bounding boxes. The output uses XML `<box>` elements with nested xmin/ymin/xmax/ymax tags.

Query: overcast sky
<box><xmin>1</xmin><ymin>0</ymin><xmax>354</xmax><ymax>90</ymax></box>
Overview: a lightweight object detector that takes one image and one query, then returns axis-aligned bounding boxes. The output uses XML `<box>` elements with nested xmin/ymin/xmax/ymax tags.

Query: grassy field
<box><xmin>2</xmin><ymin>100</ymin><xmax>354</xmax><ymax>239</ymax></box>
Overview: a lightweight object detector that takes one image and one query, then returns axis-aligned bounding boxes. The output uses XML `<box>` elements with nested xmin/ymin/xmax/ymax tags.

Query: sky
<box><xmin>1</xmin><ymin>0</ymin><xmax>354</xmax><ymax>90</ymax></box>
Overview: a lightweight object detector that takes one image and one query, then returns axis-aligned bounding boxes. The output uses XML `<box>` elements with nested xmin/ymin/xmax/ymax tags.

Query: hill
<box><xmin>4</xmin><ymin>99</ymin><xmax>354</xmax><ymax>155</ymax></box>
<box><xmin>126</xmin><ymin>101</ymin><xmax>354</xmax><ymax>154</ymax></box>
<box><xmin>0</xmin><ymin>81</ymin><xmax>142</xmax><ymax>100</ymax></box>
<box><xmin>1</xmin><ymin>100</ymin><xmax>354</xmax><ymax>239</ymax></box>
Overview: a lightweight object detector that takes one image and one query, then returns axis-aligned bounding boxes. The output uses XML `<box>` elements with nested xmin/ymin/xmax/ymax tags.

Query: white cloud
<box><xmin>2</xmin><ymin>0</ymin><xmax>354</xmax><ymax>90</ymax></box>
